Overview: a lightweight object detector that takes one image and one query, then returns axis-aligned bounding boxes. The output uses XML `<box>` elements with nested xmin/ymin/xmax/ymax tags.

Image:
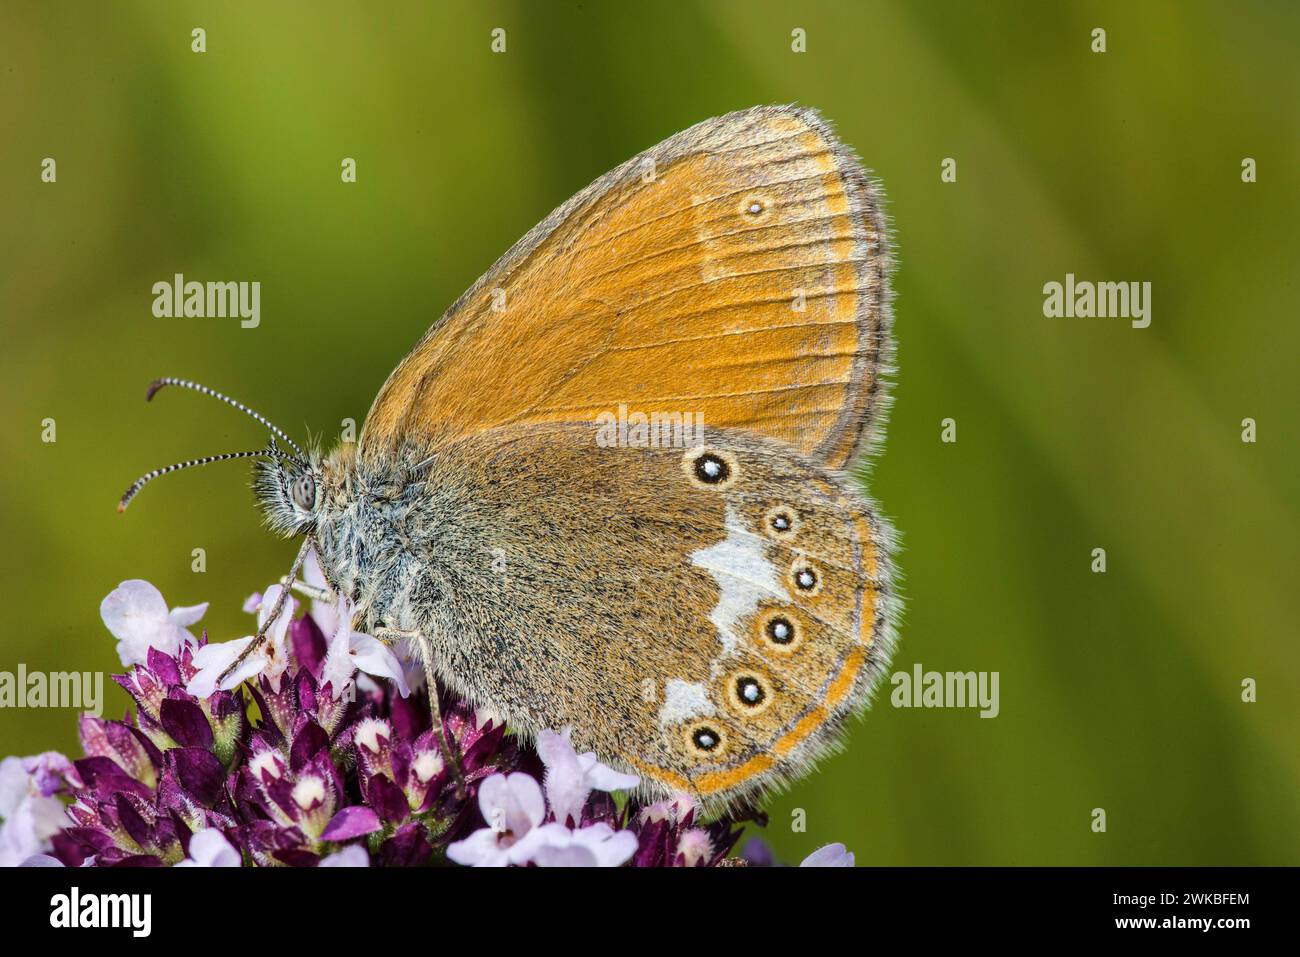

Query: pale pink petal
<box><xmin>252</xmin><ymin>585</ymin><xmax>297</xmax><ymax>690</ymax></box>
<box><xmin>354</xmin><ymin>673</ymin><xmax>381</xmax><ymax>695</ymax></box>
<box><xmin>531</xmin><ymin>843</ymin><xmax>598</xmax><ymax>867</ymax></box>
<box><xmin>321</xmin><ymin>600</ymin><xmax>358</xmax><ymax>697</ymax></box>
<box><xmin>516</xmin><ymin>821</ymin><xmax>637</xmax><ymax>868</ymax></box>
<box><xmin>0</xmin><ymin>757</ymin><xmax>68</xmax><ymax>867</ymax></box>
<box><xmin>100</xmin><ymin>580</ymin><xmax>168</xmax><ymax>632</ymax></box>
<box><xmin>505</xmin><ymin>821</ymin><xmax>567</xmax><ymax>866</ymax></box>
<box><xmin>255</xmin><ymin>585</ymin><xmax>283</xmax><ymax>629</ymax></box>
<box><xmin>186</xmin><ymin>637</ymin><xmax>260</xmax><ymax>698</ymax></box>
<box><xmin>397</xmin><ymin>650</ymin><xmax>424</xmax><ymax>697</ymax></box>
<box><xmin>571</xmin><ymin>822</ymin><xmax>638</xmax><ymax>867</ymax></box>
<box><xmin>175</xmin><ymin>828</ymin><xmax>241</xmax><ymax>867</ymax></box>
<box><xmin>446</xmin><ymin>827</ymin><xmax>509</xmax><ymax>867</ymax></box>
<box><xmin>319</xmin><ymin>596</ymin><xmax>411</xmax><ymax>700</ymax></box>
<box><xmin>800</xmin><ymin>842</ymin><xmax>855</xmax><ymax>867</ymax></box>
<box><xmin>190</xmin><ymin>638</ymin><xmax>253</xmax><ymax>670</ymax></box>
<box><xmin>538</xmin><ymin>729</ymin><xmax>638</xmax><ymax>825</ymax></box>
<box><xmin>99</xmin><ymin>580</ymin><xmax>173</xmax><ymax>665</ymax></box>
<box><xmin>348</xmin><ymin>635</ymin><xmax>412</xmax><ymax>698</ymax></box>
<box><xmin>167</xmin><ymin>602</ymin><xmax>209</xmax><ymax>629</ymax></box>
<box><xmin>475</xmin><ymin>773</ymin><xmax>510</xmax><ymax>819</ymax></box>
<box><xmin>0</xmin><ymin>804</ymin><xmax>45</xmax><ymax>866</ymax></box>
<box><xmin>257</xmin><ymin>585</ymin><xmax>296</xmax><ymax>649</ymax></box>
<box><xmin>319</xmin><ymin>845</ymin><xmax>369</xmax><ymax>867</ymax></box>
<box><xmin>303</xmin><ymin>549</ymin><xmax>340</xmax><ymax>635</ymax></box>
<box><xmin>21</xmin><ymin>752</ymin><xmax>75</xmax><ymax>798</ymax></box>
<box><xmin>536</xmin><ymin>728</ymin><xmax>589</xmax><ymax>826</ymax></box>
<box><xmin>320</xmin><ymin>655</ymin><xmax>355</xmax><ymax>698</ymax></box>
<box><xmin>578</xmin><ymin>752</ymin><xmax>640</xmax><ymax>793</ymax></box>
<box><xmin>26</xmin><ymin>792</ymin><xmax>67</xmax><ymax>842</ymax></box>
<box><xmin>510</xmin><ymin>770</ymin><xmax>551</xmax><ymax>831</ymax></box>
<box><xmin>0</xmin><ymin>757</ymin><xmax>29</xmax><ymax>818</ymax></box>
<box><xmin>304</xmin><ymin>549</ymin><xmax>327</xmax><ymax>589</ymax></box>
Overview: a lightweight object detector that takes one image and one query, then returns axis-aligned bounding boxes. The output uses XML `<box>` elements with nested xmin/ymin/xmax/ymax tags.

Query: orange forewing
<box><xmin>358</xmin><ymin>106</ymin><xmax>892</xmax><ymax>470</ymax></box>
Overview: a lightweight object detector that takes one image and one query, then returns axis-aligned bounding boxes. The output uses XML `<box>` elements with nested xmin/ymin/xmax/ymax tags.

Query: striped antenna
<box><xmin>118</xmin><ymin>449</ymin><xmax>273</xmax><ymax>512</ymax></box>
<box><xmin>146</xmin><ymin>377</ymin><xmax>306</xmax><ymax>460</ymax></box>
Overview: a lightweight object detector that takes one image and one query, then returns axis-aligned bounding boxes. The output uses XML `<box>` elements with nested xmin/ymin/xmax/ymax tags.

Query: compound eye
<box><xmin>291</xmin><ymin>473</ymin><xmax>316</xmax><ymax>510</ymax></box>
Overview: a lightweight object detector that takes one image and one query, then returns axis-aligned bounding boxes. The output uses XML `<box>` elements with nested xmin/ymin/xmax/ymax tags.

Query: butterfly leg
<box><xmin>280</xmin><ymin>578</ymin><xmax>334</xmax><ymax>603</ymax></box>
<box><xmin>373</xmin><ymin>626</ymin><xmax>467</xmax><ymax>800</ymax></box>
<box><xmin>218</xmin><ymin>538</ymin><xmax>311</xmax><ymax>686</ymax></box>
<box><xmin>276</xmin><ymin>533</ymin><xmax>360</xmax><ymax>620</ymax></box>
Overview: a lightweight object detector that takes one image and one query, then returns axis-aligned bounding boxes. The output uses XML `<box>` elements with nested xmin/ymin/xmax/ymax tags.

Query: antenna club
<box><xmin>145</xmin><ymin>378</ymin><xmax>169</xmax><ymax>401</ymax></box>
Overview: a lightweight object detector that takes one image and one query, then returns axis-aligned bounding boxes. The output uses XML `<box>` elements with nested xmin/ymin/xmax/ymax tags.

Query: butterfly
<box><xmin>120</xmin><ymin>105</ymin><xmax>899</xmax><ymax>810</ymax></box>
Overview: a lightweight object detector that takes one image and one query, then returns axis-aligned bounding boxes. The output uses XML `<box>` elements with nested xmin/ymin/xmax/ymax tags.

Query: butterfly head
<box><xmin>118</xmin><ymin>378</ymin><xmax>319</xmax><ymax>537</ymax></box>
<box><xmin>253</xmin><ymin>446</ymin><xmax>323</xmax><ymax>536</ymax></box>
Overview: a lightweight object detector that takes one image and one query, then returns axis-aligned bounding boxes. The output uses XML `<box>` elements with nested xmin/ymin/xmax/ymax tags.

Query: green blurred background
<box><xmin>1</xmin><ymin>1</ymin><xmax>1296</xmax><ymax>865</ymax></box>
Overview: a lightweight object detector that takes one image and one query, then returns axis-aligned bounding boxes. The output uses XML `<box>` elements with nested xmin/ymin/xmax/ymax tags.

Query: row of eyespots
<box><xmin>684</xmin><ymin>671</ymin><xmax>775</xmax><ymax>758</ymax></box>
<box><xmin>685</xmin><ymin>453</ymin><xmax>812</xmax><ymax>576</ymax></box>
<box><xmin>764</xmin><ymin>505</ymin><xmax>825</xmax><ymax>607</ymax></box>
<box><xmin>679</xmin><ymin>447</ymin><xmax>807</xmax><ymax>760</ymax></box>
<box><xmin>684</xmin><ymin>450</ymin><xmax>803</xmax><ymax>540</ymax></box>
<box><xmin>682</xmin><ymin>575</ymin><xmax>822</xmax><ymax>758</ymax></box>
<box><xmin>684</xmin><ymin>453</ymin><xmax>814</xmax><ymax>580</ymax></box>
